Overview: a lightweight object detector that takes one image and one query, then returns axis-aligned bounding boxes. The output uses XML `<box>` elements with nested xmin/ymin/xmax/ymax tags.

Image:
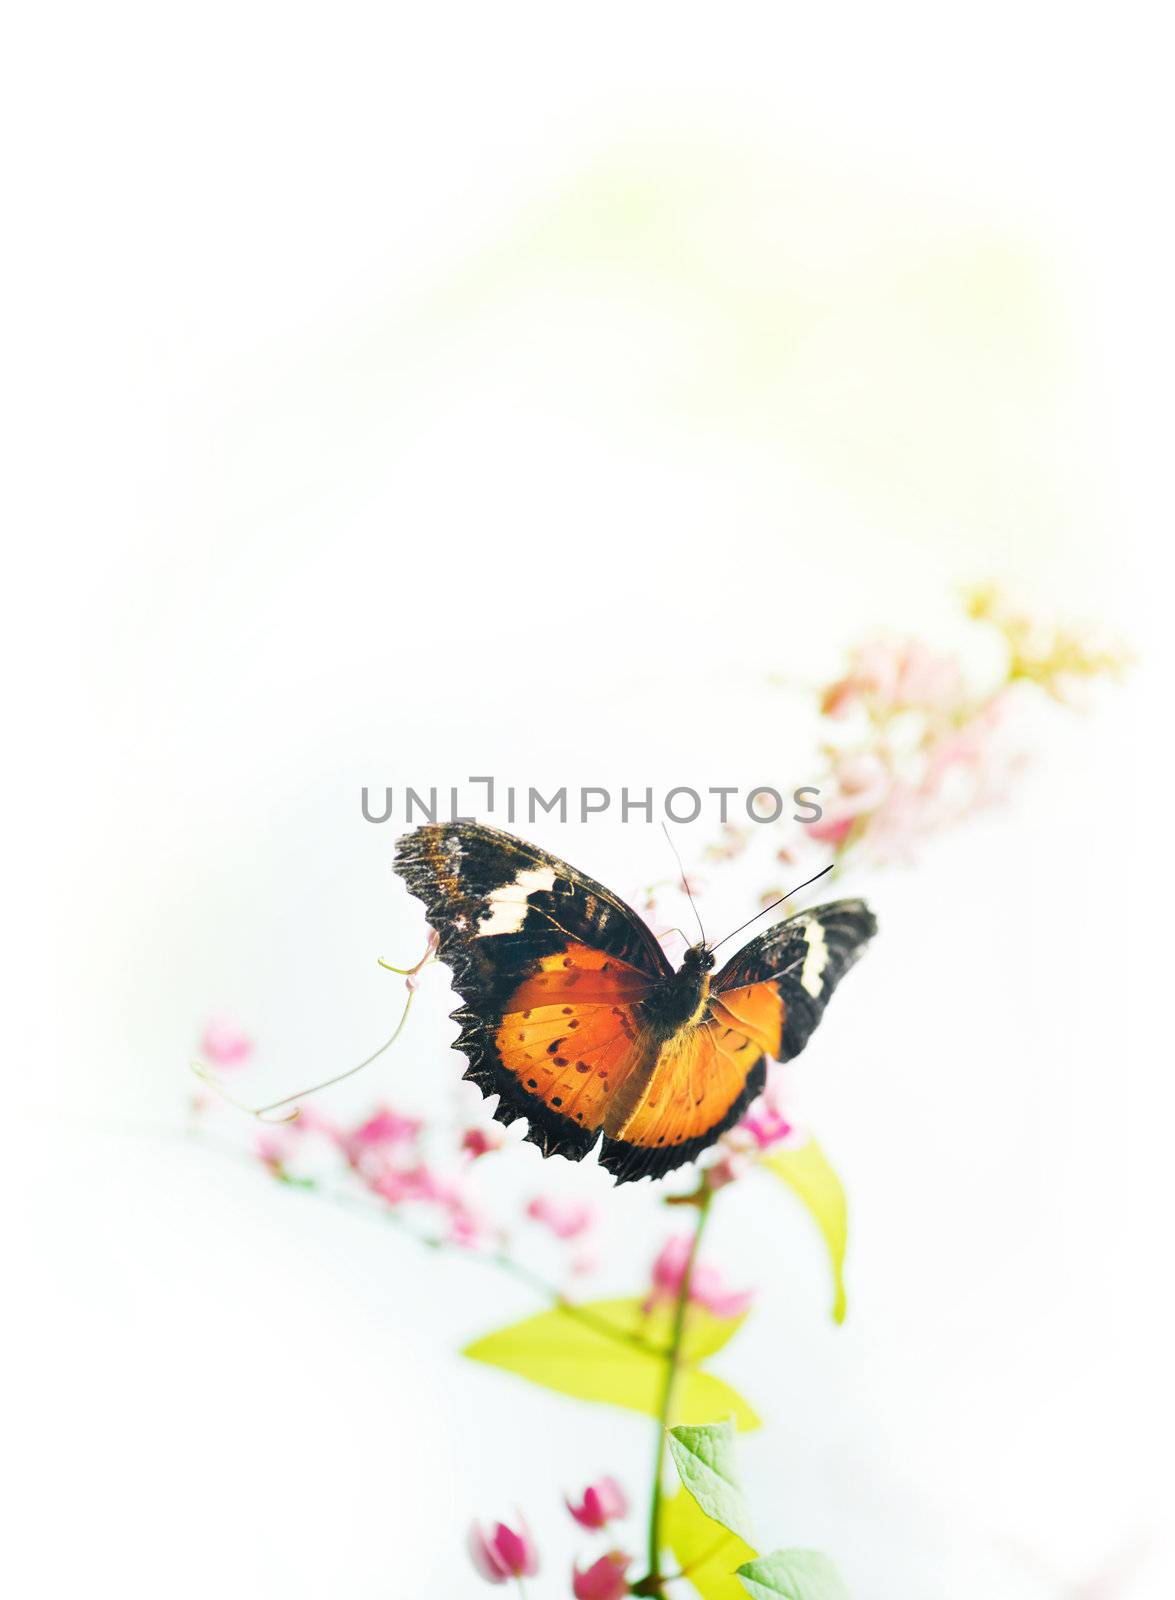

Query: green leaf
<box><xmin>763</xmin><ymin>1139</ymin><xmax>848</xmax><ymax>1323</ymax></box>
<box><xmin>737</xmin><ymin>1549</ymin><xmax>850</xmax><ymax>1600</ymax></box>
<box><xmin>462</xmin><ymin>1297</ymin><xmax>760</xmax><ymax>1429</ymax></box>
<box><xmin>664</xmin><ymin>1487</ymin><xmax>757</xmax><ymax>1600</ymax></box>
<box><xmin>667</xmin><ymin>1421</ymin><xmax>755</xmax><ymax>1545</ymax></box>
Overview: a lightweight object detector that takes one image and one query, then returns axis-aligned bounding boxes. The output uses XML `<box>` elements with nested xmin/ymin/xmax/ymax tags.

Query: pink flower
<box><xmin>739</xmin><ymin>1102</ymin><xmax>793</xmax><ymax>1150</ymax></box>
<box><xmin>689</xmin><ymin>1264</ymin><xmax>754</xmax><ymax>1319</ymax></box>
<box><xmin>712</xmin><ymin>1068</ymin><xmax>796</xmax><ymax>1166</ymax></box>
<box><xmin>352</xmin><ymin>1107</ymin><xmax>421</xmax><ymax>1146</ymax></box>
<box><xmin>252</xmin><ymin>1106</ymin><xmax>339</xmax><ymax>1181</ymax></box>
<box><xmin>566</xmin><ymin>1476</ymin><xmax>628</xmax><ymax>1530</ymax></box>
<box><xmin>572</xmin><ymin>1551</ymin><xmax>631</xmax><ymax>1600</ymax></box>
<box><xmin>288</xmin><ymin>1104</ymin><xmax>337</xmax><ymax>1138</ymax></box>
<box><xmin>468</xmin><ymin>1518</ymin><xmax>539</xmax><ymax>1584</ymax></box>
<box><xmin>646</xmin><ymin>1235</ymin><xmax>694</xmax><ymax>1305</ymax></box>
<box><xmin>709</xmin><ymin>1068</ymin><xmax>796</xmax><ymax>1181</ymax></box>
<box><xmin>446</xmin><ymin>1206</ymin><xmax>483</xmax><ymax>1248</ymax></box>
<box><xmin>367</xmin><ymin>1161</ymin><xmax>485</xmax><ymax>1246</ymax></box>
<box><xmin>405</xmin><ymin>929</ymin><xmax>440</xmax><ymax>990</ymax></box>
<box><xmin>369</xmin><ymin>1162</ymin><xmax>445</xmax><ymax>1205</ymax></box>
<box><xmin>644</xmin><ymin>1236</ymin><xmax>753</xmax><ymax>1319</ymax></box>
<box><xmin>821</xmin><ymin>638</ymin><xmax>964</xmax><ymax>720</ymax></box>
<box><xmin>892</xmin><ymin>640</ymin><xmax>964</xmax><ymax>711</ymax></box>
<box><xmin>806</xmin><ymin>811</ymin><xmax>857</xmax><ymax>845</ymax></box>
<box><xmin>807</xmin><ymin>750</ymin><xmax>893</xmax><ymax>846</ymax></box>
<box><xmin>705</xmin><ymin>1150</ymin><xmax>752</xmax><ymax>1191</ymax></box>
<box><xmin>462</xmin><ymin>1126</ymin><xmax>503</xmax><ymax>1160</ymax></box>
<box><xmin>200</xmin><ymin>1019</ymin><xmax>253</xmax><ymax>1069</ymax></box>
<box><xmin>526</xmin><ymin>1195</ymin><xmax>595</xmax><ymax>1240</ymax></box>
<box><xmin>254</xmin><ymin>1131</ymin><xmax>287</xmax><ymax>1176</ymax></box>
<box><xmin>339</xmin><ymin>1106</ymin><xmax>421</xmax><ymax>1170</ymax></box>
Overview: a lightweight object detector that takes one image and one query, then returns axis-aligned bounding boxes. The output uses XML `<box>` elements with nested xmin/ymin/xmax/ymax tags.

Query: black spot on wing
<box><xmin>450</xmin><ymin>1005</ymin><xmax>601</xmax><ymax>1162</ymax></box>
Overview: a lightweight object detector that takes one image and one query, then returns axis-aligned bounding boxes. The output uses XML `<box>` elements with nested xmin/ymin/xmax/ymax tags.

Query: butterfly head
<box><xmin>682</xmin><ymin>942</ymin><xmax>716</xmax><ymax>974</ymax></box>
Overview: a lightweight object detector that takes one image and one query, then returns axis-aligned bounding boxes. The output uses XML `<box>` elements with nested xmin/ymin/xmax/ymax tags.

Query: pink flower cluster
<box><xmin>809</xmin><ymin>637</ymin><xmax>1022</xmax><ymax>864</ymax></box>
<box><xmin>703</xmin><ymin>591</ymin><xmax>1126</xmax><ymax>879</ymax></box>
<box><xmin>470</xmin><ymin>1478</ymin><xmax>631</xmax><ymax>1597</ymax></box>
<box><xmin>819</xmin><ymin>637</ymin><xmax>965</xmax><ymax>721</ymax></box>
<box><xmin>250</xmin><ymin>1097</ymin><xmax>489</xmax><ymax>1245</ymax></box>
<box><xmin>195</xmin><ymin>1020</ymin><xmax>606</xmax><ymax>1272</ymax></box>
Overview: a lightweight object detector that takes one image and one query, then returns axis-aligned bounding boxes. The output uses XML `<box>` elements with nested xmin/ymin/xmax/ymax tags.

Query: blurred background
<box><xmin>3</xmin><ymin>3</ymin><xmax>1172</xmax><ymax>1596</ymax></box>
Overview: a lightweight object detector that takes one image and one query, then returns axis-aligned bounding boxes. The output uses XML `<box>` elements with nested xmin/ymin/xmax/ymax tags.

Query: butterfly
<box><xmin>394</xmin><ymin>821</ymin><xmax>877</xmax><ymax>1184</ymax></box>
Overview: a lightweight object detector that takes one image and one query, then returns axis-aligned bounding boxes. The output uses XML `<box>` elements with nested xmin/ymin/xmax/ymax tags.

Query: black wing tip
<box><xmin>809</xmin><ymin>896</ymin><xmax>878</xmax><ymax>932</ymax></box>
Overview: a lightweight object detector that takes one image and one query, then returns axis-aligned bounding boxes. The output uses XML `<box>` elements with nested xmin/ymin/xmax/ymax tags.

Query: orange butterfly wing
<box><xmin>493</xmin><ymin>943</ymin><xmax>659</xmax><ymax>1145</ymax></box>
<box><xmin>597</xmin><ymin>981</ymin><xmax>783</xmax><ymax>1181</ymax></box>
<box><xmin>596</xmin><ymin>900</ymin><xmax>878</xmax><ymax>1182</ymax></box>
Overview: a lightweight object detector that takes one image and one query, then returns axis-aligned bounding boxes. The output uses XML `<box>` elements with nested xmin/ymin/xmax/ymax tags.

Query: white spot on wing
<box><xmin>477</xmin><ymin>865</ymin><xmax>557</xmax><ymax>936</ymax></box>
<box><xmin>799</xmin><ymin>917</ymin><xmax>830</xmax><ymax>997</ymax></box>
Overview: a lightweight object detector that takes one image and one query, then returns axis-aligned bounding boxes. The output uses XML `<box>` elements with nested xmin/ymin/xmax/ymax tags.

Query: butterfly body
<box><xmin>640</xmin><ymin>944</ymin><xmax>715</xmax><ymax>1038</ymax></box>
<box><xmin>394</xmin><ymin>821</ymin><xmax>876</xmax><ymax>1184</ymax></box>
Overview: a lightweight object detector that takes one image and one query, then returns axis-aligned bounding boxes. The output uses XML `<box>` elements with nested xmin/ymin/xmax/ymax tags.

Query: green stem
<box><xmin>642</xmin><ymin>1188</ymin><xmax>713</xmax><ymax>1593</ymax></box>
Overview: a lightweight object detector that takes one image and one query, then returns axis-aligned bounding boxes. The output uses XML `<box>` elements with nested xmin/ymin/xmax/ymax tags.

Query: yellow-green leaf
<box><xmin>678</xmin><ymin>1370</ymin><xmax>761</xmax><ymax>1431</ymax></box>
<box><xmin>763</xmin><ymin>1139</ymin><xmax>848</xmax><ymax>1324</ymax></box>
<box><xmin>462</xmin><ymin>1297</ymin><xmax>759</xmax><ymax>1429</ymax></box>
<box><xmin>668</xmin><ymin>1421</ymin><xmax>755</xmax><ymax>1545</ymax></box>
<box><xmin>664</xmin><ymin>1487</ymin><xmax>757</xmax><ymax>1600</ymax></box>
<box><xmin>737</xmin><ymin>1549</ymin><xmax>850</xmax><ymax>1599</ymax></box>
<box><xmin>582</xmin><ymin>1297</ymin><xmax>751</xmax><ymax>1363</ymax></box>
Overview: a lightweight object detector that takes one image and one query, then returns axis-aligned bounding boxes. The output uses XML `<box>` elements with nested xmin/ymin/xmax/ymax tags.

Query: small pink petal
<box><xmin>645</xmin><ymin>1235</ymin><xmax>692</xmax><ymax>1305</ymax></box>
<box><xmin>492</xmin><ymin>1521</ymin><xmax>537</xmax><ymax>1578</ymax></box>
<box><xmin>740</xmin><ymin>1105</ymin><xmax>793</xmax><ymax>1151</ymax></box>
<box><xmin>341</xmin><ymin>1107</ymin><xmax>421</xmax><ymax>1160</ymax></box>
<box><xmin>807</xmin><ymin>812</ymin><xmax>857</xmax><ymax>845</ymax></box>
<box><xmin>467</xmin><ymin>1517</ymin><xmax>540</xmax><ymax>1583</ymax></box>
<box><xmin>566</xmin><ymin>1477</ymin><xmax>628</xmax><ymax>1530</ymax></box>
<box><xmin>462</xmin><ymin>1127</ymin><xmax>503</xmax><ymax>1160</ymax></box>
<box><xmin>644</xmin><ymin>1235</ymin><xmax>753</xmax><ymax>1319</ymax></box>
<box><xmin>200</xmin><ymin>1019</ymin><xmax>253</xmax><ymax>1069</ymax></box>
<box><xmin>526</xmin><ymin>1195</ymin><xmax>595</xmax><ymax>1240</ymax></box>
<box><xmin>705</xmin><ymin>1151</ymin><xmax>751</xmax><ymax>1190</ymax></box>
<box><xmin>467</xmin><ymin>1523</ymin><xmax>510</xmax><ymax>1583</ymax></box>
<box><xmin>572</xmin><ymin>1551</ymin><xmax>631</xmax><ymax>1600</ymax></box>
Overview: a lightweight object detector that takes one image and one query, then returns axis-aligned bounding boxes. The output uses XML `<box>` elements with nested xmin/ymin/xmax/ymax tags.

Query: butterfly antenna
<box><xmin>708</xmin><ymin>863</ymin><xmax>835</xmax><ymax>955</ymax></box>
<box><xmin>661</xmin><ymin>822</ymin><xmax>706</xmax><ymax>946</ymax></box>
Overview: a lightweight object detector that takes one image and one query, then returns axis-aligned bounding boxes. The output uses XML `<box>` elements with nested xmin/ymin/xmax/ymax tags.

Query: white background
<box><xmin>3</xmin><ymin>4</ymin><xmax>1172</xmax><ymax>1597</ymax></box>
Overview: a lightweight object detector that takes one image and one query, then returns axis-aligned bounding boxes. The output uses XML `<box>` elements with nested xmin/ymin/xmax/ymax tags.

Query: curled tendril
<box><xmin>377</xmin><ymin>927</ymin><xmax>439</xmax><ymax>988</ymax></box>
<box><xmin>189</xmin><ymin>933</ymin><xmax>438</xmax><ymax>1123</ymax></box>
